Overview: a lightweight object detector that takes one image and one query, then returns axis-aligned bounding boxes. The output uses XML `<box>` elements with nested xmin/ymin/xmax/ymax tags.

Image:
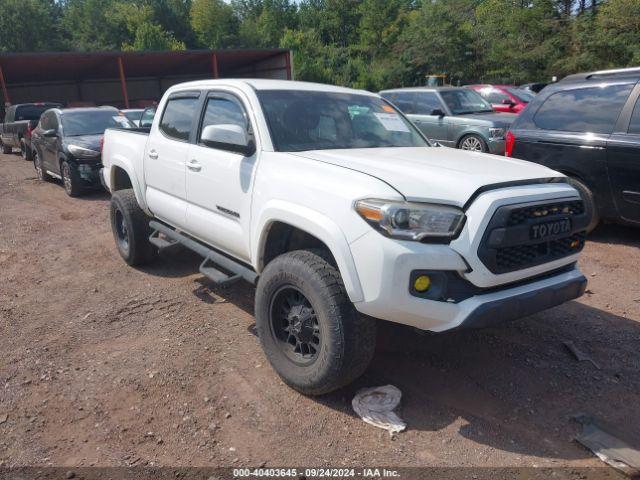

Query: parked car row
<box><xmin>1</xmin><ymin>102</ymin><xmax>158</xmax><ymax>196</ymax></box>
<box><xmin>0</xmin><ymin>102</ymin><xmax>61</xmax><ymax>159</ymax></box>
<box><xmin>380</xmin><ymin>68</ymin><xmax>639</xmax><ymax>230</ymax></box>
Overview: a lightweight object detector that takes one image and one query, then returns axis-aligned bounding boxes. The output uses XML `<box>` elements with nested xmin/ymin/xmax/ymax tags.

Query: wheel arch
<box><xmin>456</xmin><ymin>131</ymin><xmax>489</xmax><ymax>149</ymax></box>
<box><xmin>254</xmin><ymin>202</ymin><xmax>364</xmax><ymax>303</ymax></box>
<box><xmin>106</xmin><ymin>160</ymin><xmax>149</xmax><ymax>213</ymax></box>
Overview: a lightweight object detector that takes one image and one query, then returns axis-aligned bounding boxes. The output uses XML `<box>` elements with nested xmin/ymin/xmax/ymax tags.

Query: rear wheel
<box><xmin>459</xmin><ymin>134</ymin><xmax>488</xmax><ymax>153</ymax></box>
<box><xmin>110</xmin><ymin>189</ymin><xmax>157</xmax><ymax>266</ymax></box>
<box><xmin>568</xmin><ymin>177</ymin><xmax>600</xmax><ymax>233</ymax></box>
<box><xmin>61</xmin><ymin>160</ymin><xmax>83</xmax><ymax>197</ymax></box>
<box><xmin>255</xmin><ymin>249</ymin><xmax>376</xmax><ymax>395</ymax></box>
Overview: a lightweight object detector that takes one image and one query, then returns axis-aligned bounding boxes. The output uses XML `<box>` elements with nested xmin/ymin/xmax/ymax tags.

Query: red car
<box><xmin>466</xmin><ymin>84</ymin><xmax>535</xmax><ymax>114</ymax></box>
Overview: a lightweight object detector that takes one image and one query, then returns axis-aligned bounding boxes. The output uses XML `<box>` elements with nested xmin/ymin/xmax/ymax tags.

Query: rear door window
<box><xmin>534</xmin><ymin>84</ymin><xmax>633</xmax><ymax>134</ymax></box>
<box><xmin>160</xmin><ymin>97</ymin><xmax>199</xmax><ymax>141</ymax></box>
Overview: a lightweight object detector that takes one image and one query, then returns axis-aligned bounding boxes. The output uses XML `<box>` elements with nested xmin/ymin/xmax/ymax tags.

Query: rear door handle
<box><xmin>148</xmin><ymin>150</ymin><xmax>158</xmax><ymax>159</ymax></box>
<box><xmin>187</xmin><ymin>159</ymin><xmax>202</xmax><ymax>172</ymax></box>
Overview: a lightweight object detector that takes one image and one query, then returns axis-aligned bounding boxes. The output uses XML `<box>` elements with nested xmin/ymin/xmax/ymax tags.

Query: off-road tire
<box><xmin>61</xmin><ymin>160</ymin><xmax>83</xmax><ymax>197</ymax></box>
<box><xmin>20</xmin><ymin>138</ymin><xmax>32</xmax><ymax>161</ymax></box>
<box><xmin>255</xmin><ymin>249</ymin><xmax>376</xmax><ymax>395</ymax></box>
<box><xmin>33</xmin><ymin>151</ymin><xmax>52</xmax><ymax>182</ymax></box>
<box><xmin>568</xmin><ymin>177</ymin><xmax>600</xmax><ymax>233</ymax></box>
<box><xmin>458</xmin><ymin>134</ymin><xmax>488</xmax><ymax>153</ymax></box>
<box><xmin>110</xmin><ymin>189</ymin><xmax>157</xmax><ymax>266</ymax></box>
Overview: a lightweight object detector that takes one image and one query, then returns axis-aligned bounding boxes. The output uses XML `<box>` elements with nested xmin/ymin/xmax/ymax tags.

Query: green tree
<box><xmin>0</xmin><ymin>0</ymin><xmax>63</xmax><ymax>52</ymax></box>
<box><xmin>61</xmin><ymin>0</ymin><xmax>133</xmax><ymax>51</ymax></box>
<box><xmin>475</xmin><ymin>0</ymin><xmax>560</xmax><ymax>83</ymax></box>
<box><xmin>395</xmin><ymin>0</ymin><xmax>480</xmax><ymax>86</ymax></box>
<box><xmin>596</xmin><ymin>0</ymin><xmax>640</xmax><ymax>65</ymax></box>
<box><xmin>190</xmin><ymin>0</ymin><xmax>239</xmax><ymax>48</ymax></box>
<box><xmin>123</xmin><ymin>22</ymin><xmax>186</xmax><ymax>51</ymax></box>
<box><xmin>235</xmin><ymin>0</ymin><xmax>298</xmax><ymax>48</ymax></box>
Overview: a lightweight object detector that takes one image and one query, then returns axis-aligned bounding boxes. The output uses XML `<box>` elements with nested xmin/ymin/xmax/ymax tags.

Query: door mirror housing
<box><xmin>200</xmin><ymin>124</ymin><xmax>255</xmax><ymax>156</ymax></box>
<box><xmin>42</xmin><ymin>129</ymin><xmax>57</xmax><ymax>137</ymax></box>
<box><xmin>430</xmin><ymin>108</ymin><xmax>445</xmax><ymax>117</ymax></box>
<box><xmin>501</xmin><ymin>99</ymin><xmax>515</xmax><ymax>106</ymax></box>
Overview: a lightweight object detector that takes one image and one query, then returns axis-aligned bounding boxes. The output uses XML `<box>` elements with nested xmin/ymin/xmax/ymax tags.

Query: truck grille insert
<box><xmin>495</xmin><ymin>232</ymin><xmax>586</xmax><ymax>271</ymax></box>
<box><xmin>478</xmin><ymin>199</ymin><xmax>590</xmax><ymax>274</ymax></box>
<box><xmin>507</xmin><ymin>200</ymin><xmax>585</xmax><ymax>226</ymax></box>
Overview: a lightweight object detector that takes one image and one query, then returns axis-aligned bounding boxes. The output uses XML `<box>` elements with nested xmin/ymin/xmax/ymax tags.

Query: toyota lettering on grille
<box><xmin>530</xmin><ymin>218</ymin><xmax>572</xmax><ymax>241</ymax></box>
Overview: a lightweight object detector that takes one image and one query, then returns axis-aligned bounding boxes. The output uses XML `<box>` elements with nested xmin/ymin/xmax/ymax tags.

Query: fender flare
<box><xmin>106</xmin><ymin>158</ymin><xmax>149</xmax><ymax>213</ymax></box>
<box><xmin>253</xmin><ymin>200</ymin><xmax>364</xmax><ymax>303</ymax></box>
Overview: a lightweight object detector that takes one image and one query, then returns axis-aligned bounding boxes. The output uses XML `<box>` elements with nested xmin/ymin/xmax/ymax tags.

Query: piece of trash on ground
<box><xmin>573</xmin><ymin>413</ymin><xmax>640</xmax><ymax>477</ymax></box>
<box><xmin>563</xmin><ymin>341</ymin><xmax>601</xmax><ymax>369</ymax></box>
<box><xmin>352</xmin><ymin>384</ymin><xmax>406</xmax><ymax>434</ymax></box>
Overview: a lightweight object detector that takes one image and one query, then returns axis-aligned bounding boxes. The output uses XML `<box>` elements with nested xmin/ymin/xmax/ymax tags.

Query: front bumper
<box><xmin>74</xmin><ymin>160</ymin><xmax>102</xmax><ymax>186</ymax></box>
<box><xmin>350</xmin><ymin>231</ymin><xmax>586</xmax><ymax>332</ymax></box>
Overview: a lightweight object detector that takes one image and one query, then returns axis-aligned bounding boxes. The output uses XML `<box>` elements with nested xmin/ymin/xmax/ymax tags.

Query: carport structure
<box><xmin>0</xmin><ymin>49</ymin><xmax>293</xmax><ymax>109</ymax></box>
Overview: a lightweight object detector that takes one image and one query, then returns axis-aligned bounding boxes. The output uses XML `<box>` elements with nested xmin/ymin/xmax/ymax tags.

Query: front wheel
<box><xmin>255</xmin><ymin>250</ymin><xmax>376</xmax><ymax>395</ymax></box>
<box><xmin>110</xmin><ymin>189</ymin><xmax>157</xmax><ymax>266</ymax></box>
<box><xmin>34</xmin><ymin>151</ymin><xmax>52</xmax><ymax>182</ymax></box>
<box><xmin>1</xmin><ymin>141</ymin><xmax>11</xmax><ymax>154</ymax></box>
<box><xmin>61</xmin><ymin>160</ymin><xmax>83</xmax><ymax>197</ymax></box>
<box><xmin>459</xmin><ymin>134</ymin><xmax>488</xmax><ymax>153</ymax></box>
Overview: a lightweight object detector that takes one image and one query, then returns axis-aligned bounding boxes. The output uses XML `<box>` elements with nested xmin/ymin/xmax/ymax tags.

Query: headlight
<box><xmin>68</xmin><ymin>144</ymin><xmax>100</xmax><ymax>158</ymax></box>
<box><xmin>489</xmin><ymin>128</ymin><xmax>505</xmax><ymax>139</ymax></box>
<box><xmin>355</xmin><ymin>199</ymin><xmax>465</xmax><ymax>242</ymax></box>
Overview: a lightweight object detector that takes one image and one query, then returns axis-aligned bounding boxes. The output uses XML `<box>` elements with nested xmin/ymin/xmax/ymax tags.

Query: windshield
<box><xmin>62</xmin><ymin>110</ymin><xmax>134</xmax><ymax>136</ymax></box>
<box><xmin>439</xmin><ymin>89</ymin><xmax>493</xmax><ymax>115</ymax></box>
<box><xmin>257</xmin><ymin>90</ymin><xmax>428</xmax><ymax>152</ymax></box>
<box><xmin>506</xmin><ymin>87</ymin><xmax>534</xmax><ymax>103</ymax></box>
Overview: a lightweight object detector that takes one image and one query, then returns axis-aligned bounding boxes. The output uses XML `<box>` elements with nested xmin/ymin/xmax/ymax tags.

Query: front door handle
<box><xmin>148</xmin><ymin>150</ymin><xmax>158</xmax><ymax>160</ymax></box>
<box><xmin>187</xmin><ymin>159</ymin><xmax>202</xmax><ymax>172</ymax></box>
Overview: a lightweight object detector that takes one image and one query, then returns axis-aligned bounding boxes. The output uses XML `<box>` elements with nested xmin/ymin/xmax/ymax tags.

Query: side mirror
<box><xmin>501</xmin><ymin>99</ymin><xmax>515</xmax><ymax>106</ymax></box>
<box><xmin>200</xmin><ymin>124</ymin><xmax>255</xmax><ymax>156</ymax></box>
<box><xmin>43</xmin><ymin>129</ymin><xmax>57</xmax><ymax>137</ymax></box>
<box><xmin>430</xmin><ymin>108</ymin><xmax>445</xmax><ymax>117</ymax></box>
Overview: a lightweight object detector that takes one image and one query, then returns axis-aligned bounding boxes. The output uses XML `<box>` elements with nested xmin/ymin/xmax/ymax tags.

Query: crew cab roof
<box><xmin>164</xmin><ymin>79</ymin><xmax>375</xmax><ymax>96</ymax></box>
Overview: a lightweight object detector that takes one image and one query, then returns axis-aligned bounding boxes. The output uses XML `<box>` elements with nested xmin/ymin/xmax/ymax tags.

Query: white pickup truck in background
<box><xmin>101</xmin><ymin>79</ymin><xmax>589</xmax><ymax>395</ymax></box>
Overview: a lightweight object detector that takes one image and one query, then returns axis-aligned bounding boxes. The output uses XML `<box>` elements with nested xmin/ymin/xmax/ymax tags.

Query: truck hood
<box><xmin>290</xmin><ymin>146</ymin><xmax>564</xmax><ymax>207</ymax></box>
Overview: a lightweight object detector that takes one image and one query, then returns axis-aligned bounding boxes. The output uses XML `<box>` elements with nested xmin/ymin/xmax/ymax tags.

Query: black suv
<box><xmin>507</xmin><ymin>67</ymin><xmax>640</xmax><ymax>230</ymax></box>
<box><xmin>31</xmin><ymin>107</ymin><xmax>134</xmax><ymax>196</ymax></box>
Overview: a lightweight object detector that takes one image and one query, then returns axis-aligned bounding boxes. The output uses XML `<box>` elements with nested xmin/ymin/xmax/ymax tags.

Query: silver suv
<box><xmin>380</xmin><ymin>87</ymin><xmax>516</xmax><ymax>154</ymax></box>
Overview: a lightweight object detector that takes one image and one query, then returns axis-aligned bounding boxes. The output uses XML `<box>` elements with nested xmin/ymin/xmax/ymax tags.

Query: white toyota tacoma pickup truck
<box><xmin>102</xmin><ymin>79</ymin><xmax>589</xmax><ymax>395</ymax></box>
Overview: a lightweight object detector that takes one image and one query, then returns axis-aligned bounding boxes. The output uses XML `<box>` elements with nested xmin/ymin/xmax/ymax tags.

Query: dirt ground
<box><xmin>1</xmin><ymin>152</ymin><xmax>639</xmax><ymax>473</ymax></box>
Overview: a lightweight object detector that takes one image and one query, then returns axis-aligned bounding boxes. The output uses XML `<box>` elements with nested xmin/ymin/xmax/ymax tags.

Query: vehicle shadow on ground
<box><xmin>140</xmin><ymin>246</ymin><xmax>257</xmax><ymax>312</ymax></box>
<box><xmin>588</xmin><ymin>223</ymin><xmax>639</xmax><ymax>247</ymax></box>
<box><xmin>313</xmin><ymin>301</ymin><xmax>640</xmax><ymax>461</ymax></box>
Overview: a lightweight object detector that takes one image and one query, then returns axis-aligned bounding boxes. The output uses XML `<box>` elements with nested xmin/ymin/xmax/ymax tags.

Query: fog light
<box><xmin>570</xmin><ymin>239</ymin><xmax>580</xmax><ymax>249</ymax></box>
<box><xmin>414</xmin><ymin>275</ymin><xmax>431</xmax><ymax>292</ymax></box>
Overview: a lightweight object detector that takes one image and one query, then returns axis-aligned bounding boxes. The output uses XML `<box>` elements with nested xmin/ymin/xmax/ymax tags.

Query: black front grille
<box><xmin>478</xmin><ymin>200</ymin><xmax>590</xmax><ymax>274</ymax></box>
<box><xmin>495</xmin><ymin>232</ymin><xmax>586</xmax><ymax>271</ymax></box>
<box><xmin>507</xmin><ymin>200</ymin><xmax>585</xmax><ymax>226</ymax></box>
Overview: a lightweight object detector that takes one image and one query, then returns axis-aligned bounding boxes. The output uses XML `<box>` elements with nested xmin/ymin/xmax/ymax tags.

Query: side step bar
<box><xmin>148</xmin><ymin>221</ymin><xmax>258</xmax><ymax>287</ymax></box>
